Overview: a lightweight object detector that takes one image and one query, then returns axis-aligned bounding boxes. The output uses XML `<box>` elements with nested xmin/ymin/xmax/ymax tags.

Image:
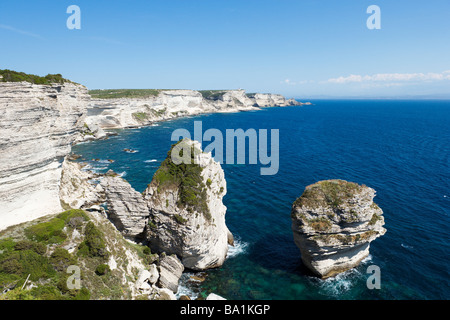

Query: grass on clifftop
<box><xmin>198</xmin><ymin>90</ymin><xmax>227</xmax><ymax>100</ymax></box>
<box><xmin>151</xmin><ymin>139</ymin><xmax>211</xmax><ymax>220</ymax></box>
<box><xmin>89</xmin><ymin>89</ymin><xmax>161</xmax><ymax>99</ymax></box>
<box><xmin>0</xmin><ymin>69</ymin><xmax>74</xmax><ymax>85</ymax></box>
<box><xmin>293</xmin><ymin>180</ymin><xmax>364</xmax><ymax>210</ymax></box>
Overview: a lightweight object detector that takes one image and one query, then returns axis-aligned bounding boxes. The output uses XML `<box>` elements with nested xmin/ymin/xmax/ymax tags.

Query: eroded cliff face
<box><xmin>248</xmin><ymin>93</ymin><xmax>300</xmax><ymax>107</ymax></box>
<box><xmin>84</xmin><ymin>89</ymin><xmax>302</xmax><ymax>130</ymax></box>
<box><xmin>291</xmin><ymin>180</ymin><xmax>386</xmax><ymax>279</ymax></box>
<box><xmin>0</xmin><ymin>82</ymin><xmax>89</xmax><ymax>230</ymax></box>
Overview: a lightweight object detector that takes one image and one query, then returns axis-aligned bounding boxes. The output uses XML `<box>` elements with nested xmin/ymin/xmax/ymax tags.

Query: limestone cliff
<box><xmin>0</xmin><ymin>82</ymin><xmax>89</xmax><ymax>230</ymax></box>
<box><xmin>144</xmin><ymin>139</ymin><xmax>230</xmax><ymax>271</ymax></box>
<box><xmin>291</xmin><ymin>180</ymin><xmax>386</xmax><ymax>279</ymax></box>
<box><xmin>247</xmin><ymin>93</ymin><xmax>300</xmax><ymax>107</ymax></box>
<box><xmin>84</xmin><ymin>89</ymin><xmax>303</xmax><ymax>131</ymax></box>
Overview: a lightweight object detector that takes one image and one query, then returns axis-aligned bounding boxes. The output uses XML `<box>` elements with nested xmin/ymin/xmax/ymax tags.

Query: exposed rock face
<box><xmin>145</xmin><ymin>139</ymin><xmax>230</xmax><ymax>271</ymax></box>
<box><xmin>0</xmin><ymin>82</ymin><xmax>89</xmax><ymax>230</ymax></box>
<box><xmin>291</xmin><ymin>180</ymin><xmax>386</xmax><ymax>279</ymax></box>
<box><xmin>157</xmin><ymin>254</ymin><xmax>184</xmax><ymax>293</ymax></box>
<box><xmin>59</xmin><ymin>159</ymin><xmax>100</xmax><ymax>210</ymax></box>
<box><xmin>100</xmin><ymin>174</ymin><xmax>150</xmax><ymax>239</ymax></box>
<box><xmin>248</xmin><ymin>93</ymin><xmax>299</xmax><ymax>107</ymax></box>
<box><xmin>208</xmin><ymin>89</ymin><xmax>255</xmax><ymax>111</ymax></box>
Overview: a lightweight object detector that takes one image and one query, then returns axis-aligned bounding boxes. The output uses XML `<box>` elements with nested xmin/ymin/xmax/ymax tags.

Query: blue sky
<box><xmin>1</xmin><ymin>0</ymin><xmax>450</xmax><ymax>98</ymax></box>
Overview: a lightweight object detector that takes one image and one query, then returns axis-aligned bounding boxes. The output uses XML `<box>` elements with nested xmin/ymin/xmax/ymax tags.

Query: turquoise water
<box><xmin>73</xmin><ymin>100</ymin><xmax>450</xmax><ymax>300</ymax></box>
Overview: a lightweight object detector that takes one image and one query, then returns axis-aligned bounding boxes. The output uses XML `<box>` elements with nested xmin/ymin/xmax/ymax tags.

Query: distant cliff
<box><xmin>82</xmin><ymin>89</ymin><xmax>305</xmax><ymax>136</ymax></box>
<box><xmin>0</xmin><ymin>81</ymin><xmax>90</xmax><ymax>230</ymax></box>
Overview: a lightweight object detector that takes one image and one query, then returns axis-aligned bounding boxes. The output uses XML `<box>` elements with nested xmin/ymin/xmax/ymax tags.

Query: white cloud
<box><xmin>281</xmin><ymin>79</ymin><xmax>312</xmax><ymax>86</ymax></box>
<box><xmin>0</xmin><ymin>24</ymin><xmax>42</xmax><ymax>39</ymax></box>
<box><xmin>327</xmin><ymin>71</ymin><xmax>450</xmax><ymax>84</ymax></box>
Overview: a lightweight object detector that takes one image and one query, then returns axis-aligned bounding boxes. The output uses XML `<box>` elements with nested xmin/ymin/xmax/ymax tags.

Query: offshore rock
<box><xmin>291</xmin><ymin>179</ymin><xmax>386</xmax><ymax>279</ymax></box>
<box><xmin>145</xmin><ymin>139</ymin><xmax>230</xmax><ymax>271</ymax></box>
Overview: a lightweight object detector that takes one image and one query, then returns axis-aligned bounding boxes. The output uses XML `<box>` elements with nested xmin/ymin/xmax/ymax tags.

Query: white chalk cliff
<box><xmin>84</xmin><ymin>89</ymin><xmax>303</xmax><ymax>131</ymax></box>
<box><xmin>0</xmin><ymin>82</ymin><xmax>89</xmax><ymax>230</ymax></box>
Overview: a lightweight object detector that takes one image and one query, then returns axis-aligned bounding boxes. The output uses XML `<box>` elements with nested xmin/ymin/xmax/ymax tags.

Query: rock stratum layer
<box><xmin>0</xmin><ymin>82</ymin><xmax>89</xmax><ymax>230</ymax></box>
<box><xmin>291</xmin><ymin>180</ymin><xmax>386</xmax><ymax>279</ymax></box>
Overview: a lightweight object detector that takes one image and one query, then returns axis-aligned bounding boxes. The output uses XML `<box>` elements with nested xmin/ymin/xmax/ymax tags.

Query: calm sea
<box><xmin>73</xmin><ymin>100</ymin><xmax>450</xmax><ymax>300</ymax></box>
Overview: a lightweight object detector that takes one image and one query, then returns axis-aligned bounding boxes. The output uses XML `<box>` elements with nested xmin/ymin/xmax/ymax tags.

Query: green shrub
<box><xmin>198</xmin><ymin>90</ymin><xmax>227</xmax><ymax>100</ymax></box>
<box><xmin>77</xmin><ymin>222</ymin><xmax>109</xmax><ymax>259</ymax></box>
<box><xmin>74</xmin><ymin>287</ymin><xmax>91</xmax><ymax>300</ymax></box>
<box><xmin>148</xmin><ymin>220</ymin><xmax>157</xmax><ymax>230</ymax></box>
<box><xmin>143</xmin><ymin>247</ymin><xmax>152</xmax><ymax>255</ymax></box>
<box><xmin>95</xmin><ymin>264</ymin><xmax>110</xmax><ymax>276</ymax></box>
<box><xmin>24</xmin><ymin>218</ymin><xmax>67</xmax><ymax>244</ymax></box>
<box><xmin>14</xmin><ymin>240</ymin><xmax>47</xmax><ymax>255</ymax></box>
<box><xmin>152</xmin><ymin>140</ymin><xmax>210</xmax><ymax>220</ymax></box>
<box><xmin>0</xmin><ymin>238</ymin><xmax>17</xmax><ymax>252</ymax></box>
<box><xmin>50</xmin><ymin>248</ymin><xmax>76</xmax><ymax>272</ymax></box>
<box><xmin>57</xmin><ymin>209</ymin><xmax>89</xmax><ymax>224</ymax></box>
<box><xmin>29</xmin><ymin>284</ymin><xmax>64</xmax><ymax>300</ymax></box>
<box><xmin>133</xmin><ymin>112</ymin><xmax>148</xmax><ymax>121</ymax></box>
<box><xmin>174</xmin><ymin>214</ymin><xmax>187</xmax><ymax>224</ymax></box>
<box><xmin>0</xmin><ymin>250</ymin><xmax>56</xmax><ymax>282</ymax></box>
<box><xmin>0</xmin><ymin>69</ymin><xmax>73</xmax><ymax>85</ymax></box>
<box><xmin>89</xmin><ymin>89</ymin><xmax>160</xmax><ymax>99</ymax></box>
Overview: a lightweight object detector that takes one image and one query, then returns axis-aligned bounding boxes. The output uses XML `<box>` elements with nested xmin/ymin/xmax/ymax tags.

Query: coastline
<box><xmin>79</xmin><ymin>89</ymin><xmax>310</xmax><ymax>143</ymax></box>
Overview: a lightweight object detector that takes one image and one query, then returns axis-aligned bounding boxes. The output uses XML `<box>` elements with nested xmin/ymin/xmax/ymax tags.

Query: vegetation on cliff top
<box><xmin>0</xmin><ymin>209</ymin><xmax>153</xmax><ymax>300</ymax></box>
<box><xmin>152</xmin><ymin>139</ymin><xmax>211</xmax><ymax>220</ymax></box>
<box><xmin>0</xmin><ymin>69</ymin><xmax>74</xmax><ymax>85</ymax></box>
<box><xmin>293</xmin><ymin>179</ymin><xmax>363</xmax><ymax>210</ymax></box>
<box><xmin>198</xmin><ymin>90</ymin><xmax>227</xmax><ymax>100</ymax></box>
<box><xmin>89</xmin><ymin>89</ymin><xmax>161</xmax><ymax>99</ymax></box>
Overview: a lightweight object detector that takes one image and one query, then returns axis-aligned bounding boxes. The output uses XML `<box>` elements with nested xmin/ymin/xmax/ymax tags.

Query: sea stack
<box><xmin>291</xmin><ymin>179</ymin><xmax>386</xmax><ymax>279</ymax></box>
<box><xmin>144</xmin><ymin>138</ymin><xmax>231</xmax><ymax>271</ymax></box>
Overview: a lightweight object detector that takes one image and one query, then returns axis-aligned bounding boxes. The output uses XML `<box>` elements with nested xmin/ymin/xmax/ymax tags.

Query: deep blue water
<box><xmin>73</xmin><ymin>100</ymin><xmax>450</xmax><ymax>300</ymax></box>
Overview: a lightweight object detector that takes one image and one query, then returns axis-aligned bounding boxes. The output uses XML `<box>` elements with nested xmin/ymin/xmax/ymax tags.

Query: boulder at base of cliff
<box><xmin>291</xmin><ymin>179</ymin><xmax>386</xmax><ymax>279</ymax></box>
<box><xmin>157</xmin><ymin>253</ymin><xmax>184</xmax><ymax>293</ymax></box>
<box><xmin>145</xmin><ymin>138</ymin><xmax>231</xmax><ymax>271</ymax></box>
<box><xmin>100</xmin><ymin>173</ymin><xmax>149</xmax><ymax>240</ymax></box>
